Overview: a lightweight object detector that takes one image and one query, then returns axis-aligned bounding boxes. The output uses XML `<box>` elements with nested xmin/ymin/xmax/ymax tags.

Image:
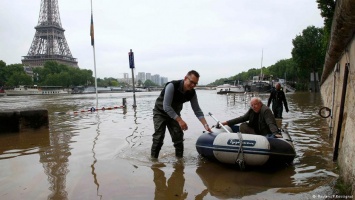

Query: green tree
<box><xmin>79</xmin><ymin>69</ymin><xmax>94</xmax><ymax>86</ymax></box>
<box><xmin>291</xmin><ymin>26</ymin><xmax>325</xmax><ymax>92</ymax></box>
<box><xmin>0</xmin><ymin>60</ymin><xmax>7</xmax><ymax>85</ymax></box>
<box><xmin>110</xmin><ymin>80</ymin><xmax>119</xmax><ymax>87</ymax></box>
<box><xmin>96</xmin><ymin>77</ymin><xmax>119</xmax><ymax>87</ymax></box>
<box><xmin>0</xmin><ymin>63</ymin><xmax>32</xmax><ymax>86</ymax></box>
<box><xmin>268</xmin><ymin>59</ymin><xmax>297</xmax><ymax>82</ymax></box>
<box><xmin>43</xmin><ymin>72</ymin><xmax>71</xmax><ymax>87</ymax></box>
<box><xmin>118</xmin><ymin>80</ymin><xmax>130</xmax><ymax>88</ymax></box>
<box><xmin>144</xmin><ymin>79</ymin><xmax>158</xmax><ymax>87</ymax></box>
<box><xmin>317</xmin><ymin>0</ymin><xmax>335</xmax><ymax>40</ymax></box>
<box><xmin>43</xmin><ymin>61</ymin><xmax>69</xmax><ymax>74</ymax></box>
<box><xmin>0</xmin><ymin>60</ymin><xmax>5</xmax><ymax>67</ymax></box>
<box><xmin>32</xmin><ymin>61</ymin><xmax>95</xmax><ymax>86</ymax></box>
<box><xmin>317</xmin><ymin>0</ymin><xmax>335</xmax><ymax>62</ymax></box>
<box><xmin>7</xmin><ymin>72</ymin><xmax>33</xmax><ymax>86</ymax></box>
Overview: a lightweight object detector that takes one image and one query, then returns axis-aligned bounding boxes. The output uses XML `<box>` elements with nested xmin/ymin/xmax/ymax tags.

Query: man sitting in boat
<box><xmin>220</xmin><ymin>97</ymin><xmax>282</xmax><ymax>138</ymax></box>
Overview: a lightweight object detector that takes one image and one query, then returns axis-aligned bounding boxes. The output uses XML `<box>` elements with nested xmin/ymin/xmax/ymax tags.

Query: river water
<box><xmin>0</xmin><ymin>90</ymin><xmax>338</xmax><ymax>200</ymax></box>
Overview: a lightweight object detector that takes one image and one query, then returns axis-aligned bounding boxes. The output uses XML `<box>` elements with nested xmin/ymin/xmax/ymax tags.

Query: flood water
<box><xmin>0</xmin><ymin>90</ymin><xmax>338</xmax><ymax>200</ymax></box>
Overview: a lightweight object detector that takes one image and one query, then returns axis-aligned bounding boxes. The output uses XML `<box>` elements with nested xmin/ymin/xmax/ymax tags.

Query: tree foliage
<box><xmin>144</xmin><ymin>79</ymin><xmax>158</xmax><ymax>87</ymax></box>
<box><xmin>208</xmin><ymin>59</ymin><xmax>298</xmax><ymax>88</ymax></box>
<box><xmin>316</xmin><ymin>0</ymin><xmax>335</xmax><ymax>67</ymax></box>
<box><xmin>137</xmin><ymin>80</ymin><xmax>143</xmax><ymax>87</ymax></box>
<box><xmin>0</xmin><ymin>61</ymin><xmax>97</xmax><ymax>87</ymax></box>
<box><xmin>0</xmin><ymin>63</ymin><xmax>32</xmax><ymax>86</ymax></box>
<box><xmin>97</xmin><ymin>77</ymin><xmax>123</xmax><ymax>87</ymax></box>
<box><xmin>268</xmin><ymin>59</ymin><xmax>297</xmax><ymax>82</ymax></box>
<box><xmin>292</xmin><ymin>26</ymin><xmax>324</xmax><ymax>69</ymax></box>
<box><xmin>317</xmin><ymin>0</ymin><xmax>335</xmax><ymax>37</ymax></box>
<box><xmin>291</xmin><ymin>26</ymin><xmax>325</xmax><ymax>91</ymax></box>
<box><xmin>7</xmin><ymin>71</ymin><xmax>33</xmax><ymax>86</ymax></box>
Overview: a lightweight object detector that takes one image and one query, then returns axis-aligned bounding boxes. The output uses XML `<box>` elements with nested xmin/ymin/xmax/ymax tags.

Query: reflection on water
<box><xmin>0</xmin><ymin>91</ymin><xmax>337</xmax><ymax>199</ymax></box>
<box><xmin>0</xmin><ymin>127</ymin><xmax>49</xmax><ymax>160</ymax></box>
<box><xmin>151</xmin><ymin>162</ymin><xmax>187</xmax><ymax>200</ymax></box>
<box><xmin>90</xmin><ymin>113</ymin><xmax>102</xmax><ymax>199</ymax></box>
<box><xmin>42</xmin><ymin>112</ymin><xmax>72</xmax><ymax>200</ymax></box>
<box><xmin>195</xmin><ymin>160</ymin><xmax>295</xmax><ymax>199</ymax></box>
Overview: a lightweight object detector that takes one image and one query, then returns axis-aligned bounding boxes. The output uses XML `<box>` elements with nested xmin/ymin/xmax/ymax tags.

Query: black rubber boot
<box><xmin>151</xmin><ymin>143</ymin><xmax>163</xmax><ymax>158</ymax></box>
<box><xmin>175</xmin><ymin>149</ymin><xmax>183</xmax><ymax>158</ymax></box>
<box><xmin>174</xmin><ymin>142</ymin><xmax>184</xmax><ymax>158</ymax></box>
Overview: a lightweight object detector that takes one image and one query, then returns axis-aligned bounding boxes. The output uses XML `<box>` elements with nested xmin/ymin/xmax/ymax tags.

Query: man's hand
<box><xmin>177</xmin><ymin>118</ymin><xmax>188</xmax><ymax>131</ymax></box>
<box><xmin>204</xmin><ymin>124</ymin><xmax>212</xmax><ymax>132</ymax></box>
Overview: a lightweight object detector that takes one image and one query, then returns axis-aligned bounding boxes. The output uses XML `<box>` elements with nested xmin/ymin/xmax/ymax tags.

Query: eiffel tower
<box><xmin>22</xmin><ymin>0</ymin><xmax>78</xmax><ymax>68</ymax></box>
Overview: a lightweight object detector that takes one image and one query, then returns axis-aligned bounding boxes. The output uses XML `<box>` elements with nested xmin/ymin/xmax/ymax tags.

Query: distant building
<box><xmin>137</xmin><ymin>72</ymin><xmax>146</xmax><ymax>83</ymax></box>
<box><xmin>152</xmin><ymin>74</ymin><xmax>161</xmax><ymax>86</ymax></box>
<box><xmin>161</xmin><ymin>77</ymin><xmax>168</xmax><ymax>85</ymax></box>
<box><xmin>309</xmin><ymin>72</ymin><xmax>320</xmax><ymax>92</ymax></box>
<box><xmin>118</xmin><ymin>72</ymin><xmax>168</xmax><ymax>86</ymax></box>
<box><xmin>146</xmin><ymin>73</ymin><xmax>152</xmax><ymax>81</ymax></box>
<box><xmin>118</xmin><ymin>73</ymin><xmax>130</xmax><ymax>84</ymax></box>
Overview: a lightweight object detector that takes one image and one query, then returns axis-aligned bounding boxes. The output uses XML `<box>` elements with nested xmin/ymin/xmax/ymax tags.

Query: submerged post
<box><xmin>122</xmin><ymin>98</ymin><xmax>127</xmax><ymax>108</ymax></box>
<box><xmin>128</xmin><ymin>49</ymin><xmax>137</xmax><ymax>107</ymax></box>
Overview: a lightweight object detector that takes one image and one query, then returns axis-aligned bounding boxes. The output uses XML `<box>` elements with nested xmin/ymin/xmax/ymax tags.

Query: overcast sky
<box><xmin>0</xmin><ymin>0</ymin><xmax>324</xmax><ymax>85</ymax></box>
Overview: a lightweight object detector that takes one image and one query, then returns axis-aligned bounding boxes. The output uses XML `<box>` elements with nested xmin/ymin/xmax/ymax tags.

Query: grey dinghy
<box><xmin>196</xmin><ymin>126</ymin><xmax>296</xmax><ymax>168</ymax></box>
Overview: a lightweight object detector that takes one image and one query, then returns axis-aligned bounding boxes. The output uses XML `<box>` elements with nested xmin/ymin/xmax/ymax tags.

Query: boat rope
<box><xmin>235</xmin><ymin>131</ymin><xmax>245</xmax><ymax>170</ymax></box>
<box><xmin>207</xmin><ymin>112</ymin><xmax>245</xmax><ymax>169</ymax></box>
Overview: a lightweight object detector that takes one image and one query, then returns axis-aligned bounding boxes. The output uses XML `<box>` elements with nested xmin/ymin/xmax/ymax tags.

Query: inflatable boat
<box><xmin>196</xmin><ymin>125</ymin><xmax>296</xmax><ymax>168</ymax></box>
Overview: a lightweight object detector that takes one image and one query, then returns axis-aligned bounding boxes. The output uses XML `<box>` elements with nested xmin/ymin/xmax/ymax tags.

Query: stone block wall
<box><xmin>0</xmin><ymin>109</ymin><xmax>48</xmax><ymax>133</ymax></box>
<box><xmin>321</xmin><ymin>36</ymin><xmax>355</xmax><ymax>195</ymax></box>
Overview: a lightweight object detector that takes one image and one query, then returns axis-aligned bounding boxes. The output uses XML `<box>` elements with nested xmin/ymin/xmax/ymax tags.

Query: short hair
<box><xmin>187</xmin><ymin>70</ymin><xmax>200</xmax><ymax>78</ymax></box>
<box><xmin>250</xmin><ymin>97</ymin><xmax>262</xmax><ymax>104</ymax></box>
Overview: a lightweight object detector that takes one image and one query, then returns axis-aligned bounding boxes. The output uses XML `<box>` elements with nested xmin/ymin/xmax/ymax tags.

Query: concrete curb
<box><xmin>0</xmin><ymin>109</ymin><xmax>48</xmax><ymax>133</ymax></box>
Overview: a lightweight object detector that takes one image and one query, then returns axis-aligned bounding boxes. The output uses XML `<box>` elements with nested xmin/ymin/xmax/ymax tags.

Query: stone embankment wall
<box><xmin>320</xmin><ymin>0</ymin><xmax>355</xmax><ymax>196</ymax></box>
<box><xmin>0</xmin><ymin>109</ymin><xmax>48</xmax><ymax>133</ymax></box>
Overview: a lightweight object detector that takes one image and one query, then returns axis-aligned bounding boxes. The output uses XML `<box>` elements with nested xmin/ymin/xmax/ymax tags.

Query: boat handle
<box><xmin>208</xmin><ymin>112</ymin><xmax>231</xmax><ymax>133</ymax></box>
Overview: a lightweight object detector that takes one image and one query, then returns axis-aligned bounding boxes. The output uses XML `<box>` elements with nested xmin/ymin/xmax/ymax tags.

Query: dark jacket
<box><xmin>226</xmin><ymin>104</ymin><xmax>279</xmax><ymax>135</ymax></box>
<box><xmin>267</xmin><ymin>89</ymin><xmax>289</xmax><ymax>111</ymax></box>
<box><xmin>153</xmin><ymin>80</ymin><xmax>196</xmax><ymax>117</ymax></box>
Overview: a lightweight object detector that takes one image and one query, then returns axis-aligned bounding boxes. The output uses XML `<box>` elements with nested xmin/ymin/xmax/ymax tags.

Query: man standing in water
<box><xmin>151</xmin><ymin>70</ymin><xmax>211</xmax><ymax>159</ymax></box>
<box><xmin>267</xmin><ymin>82</ymin><xmax>289</xmax><ymax>119</ymax></box>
